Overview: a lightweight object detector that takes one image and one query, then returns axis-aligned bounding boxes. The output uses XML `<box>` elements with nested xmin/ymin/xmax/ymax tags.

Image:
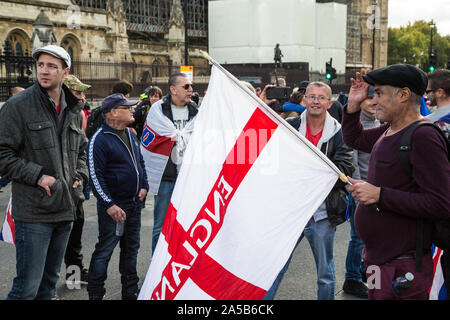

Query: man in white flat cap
<box><xmin>0</xmin><ymin>45</ymin><xmax>88</xmax><ymax>299</ymax></box>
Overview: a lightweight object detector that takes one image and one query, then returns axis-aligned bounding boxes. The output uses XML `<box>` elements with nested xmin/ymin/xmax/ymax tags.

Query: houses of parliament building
<box><xmin>0</xmin><ymin>0</ymin><xmax>388</xmax><ymax>98</ymax></box>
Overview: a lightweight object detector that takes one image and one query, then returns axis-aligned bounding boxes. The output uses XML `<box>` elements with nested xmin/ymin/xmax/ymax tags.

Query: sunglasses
<box><xmin>178</xmin><ymin>83</ymin><xmax>193</xmax><ymax>90</ymax></box>
<box><xmin>425</xmin><ymin>88</ymin><xmax>438</xmax><ymax>94</ymax></box>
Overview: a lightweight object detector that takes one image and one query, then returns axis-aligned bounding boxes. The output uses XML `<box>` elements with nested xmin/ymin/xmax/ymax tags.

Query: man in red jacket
<box><xmin>342</xmin><ymin>64</ymin><xmax>450</xmax><ymax>300</ymax></box>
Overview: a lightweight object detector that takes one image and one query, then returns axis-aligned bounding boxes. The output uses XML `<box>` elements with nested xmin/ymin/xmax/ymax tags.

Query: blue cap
<box><xmin>101</xmin><ymin>93</ymin><xmax>137</xmax><ymax>114</ymax></box>
<box><xmin>368</xmin><ymin>85</ymin><xmax>374</xmax><ymax>97</ymax></box>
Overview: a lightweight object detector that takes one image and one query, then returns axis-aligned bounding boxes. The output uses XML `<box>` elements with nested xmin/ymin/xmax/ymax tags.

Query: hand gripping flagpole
<box><xmin>200</xmin><ymin>50</ymin><xmax>349</xmax><ymax>184</ymax></box>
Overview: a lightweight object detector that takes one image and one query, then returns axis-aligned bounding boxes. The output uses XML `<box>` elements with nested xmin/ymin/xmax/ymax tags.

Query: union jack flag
<box><xmin>0</xmin><ymin>195</ymin><xmax>15</xmax><ymax>245</ymax></box>
<box><xmin>429</xmin><ymin>244</ymin><xmax>447</xmax><ymax>300</ymax></box>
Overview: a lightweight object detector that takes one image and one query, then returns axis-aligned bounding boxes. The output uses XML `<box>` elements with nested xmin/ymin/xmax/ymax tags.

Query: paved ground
<box><xmin>0</xmin><ymin>183</ymin><xmax>364</xmax><ymax>300</ymax></box>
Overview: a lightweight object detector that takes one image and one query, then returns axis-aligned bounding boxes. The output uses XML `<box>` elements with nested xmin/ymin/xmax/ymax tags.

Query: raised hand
<box><xmin>347</xmin><ymin>68</ymin><xmax>371</xmax><ymax>113</ymax></box>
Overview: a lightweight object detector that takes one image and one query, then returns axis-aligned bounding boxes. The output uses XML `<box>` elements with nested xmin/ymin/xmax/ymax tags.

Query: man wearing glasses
<box><xmin>426</xmin><ymin>69</ymin><xmax>450</xmax><ymax>298</ymax></box>
<box><xmin>427</xmin><ymin>70</ymin><xmax>450</xmax><ymax>137</ymax></box>
<box><xmin>149</xmin><ymin>73</ymin><xmax>198</xmax><ymax>253</ymax></box>
<box><xmin>264</xmin><ymin>81</ymin><xmax>354</xmax><ymax>300</ymax></box>
<box><xmin>86</xmin><ymin>93</ymin><xmax>149</xmax><ymax>300</ymax></box>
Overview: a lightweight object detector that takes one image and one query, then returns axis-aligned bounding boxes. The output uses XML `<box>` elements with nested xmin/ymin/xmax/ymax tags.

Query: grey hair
<box><xmin>392</xmin><ymin>87</ymin><xmax>421</xmax><ymax>111</ymax></box>
<box><xmin>409</xmin><ymin>92</ymin><xmax>421</xmax><ymax>110</ymax></box>
<box><xmin>168</xmin><ymin>73</ymin><xmax>188</xmax><ymax>87</ymax></box>
<box><xmin>306</xmin><ymin>81</ymin><xmax>332</xmax><ymax>98</ymax></box>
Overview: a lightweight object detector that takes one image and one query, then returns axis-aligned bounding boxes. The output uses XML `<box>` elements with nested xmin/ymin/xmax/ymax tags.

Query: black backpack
<box><xmin>85</xmin><ymin>107</ymin><xmax>104</xmax><ymax>139</ymax></box>
<box><xmin>398</xmin><ymin>120</ymin><xmax>450</xmax><ymax>270</ymax></box>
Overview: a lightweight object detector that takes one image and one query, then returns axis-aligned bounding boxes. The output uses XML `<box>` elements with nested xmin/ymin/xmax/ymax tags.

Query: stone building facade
<box><xmin>346</xmin><ymin>0</ymin><xmax>389</xmax><ymax>71</ymax></box>
<box><xmin>0</xmin><ymin>0</ymin><xmax>209</xmax><ymax>98</ymax></box>
<box><xmin>0</xmin><ymin>0</ymin><xmax>387</xmax><ymax>98</ymax></box>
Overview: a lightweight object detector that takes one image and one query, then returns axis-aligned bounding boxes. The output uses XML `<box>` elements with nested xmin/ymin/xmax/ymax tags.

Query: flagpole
<box><xmin>200</xmin><ymin>50</ymin><xmax>349</xmax><ymax>184</ymax></box>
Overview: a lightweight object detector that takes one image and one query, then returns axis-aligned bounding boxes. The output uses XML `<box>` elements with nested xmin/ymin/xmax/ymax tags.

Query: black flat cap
<box><xmin>363</xmin><ymin>64</ymin><xmax>428</xmax><ymax>96</ymax></box>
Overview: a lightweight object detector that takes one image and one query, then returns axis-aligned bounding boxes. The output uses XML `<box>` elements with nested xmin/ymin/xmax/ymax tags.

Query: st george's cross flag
<box><xmin>0</xmin><ymin>195</ymin><xmax>15</xmax><ymax>244</ymax></box>
<box><xmin>138</xmin><ymin>63</ymin><xmax>341</xmax><ymax>300</ymax></box>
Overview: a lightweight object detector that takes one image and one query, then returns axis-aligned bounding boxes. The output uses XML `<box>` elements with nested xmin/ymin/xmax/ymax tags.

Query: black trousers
<box><xmin>64</xmin><ymin>200</ymin><xmax>85</xmax><ymax>269</ymax></box>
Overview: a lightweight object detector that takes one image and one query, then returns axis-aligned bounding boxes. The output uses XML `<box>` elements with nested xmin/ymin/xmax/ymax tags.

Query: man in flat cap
<box><xmin>62</xmin><ymin>74</ymin><xmax>91</xmax><ymax>288</ymax></box>
<box><xmin>0</xmin><ymin>45</ymin><xmax>88</xmax><ymax>299</ymax></box>
<box><xmin>87</xmin><ymin>93</ymin><xmax>148</xmax><ymax>300</ymax></box>
<box><xmin>341</xmin><ymin>65</ymin><xmax>450</xmax><ymax>300</ymax></box>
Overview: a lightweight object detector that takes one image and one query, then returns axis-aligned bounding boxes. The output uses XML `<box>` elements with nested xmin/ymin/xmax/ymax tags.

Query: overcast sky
<box><xmin>388</xmin><ymin>0</ymin><xmax>450</xmax><ymax>36</ymax></box>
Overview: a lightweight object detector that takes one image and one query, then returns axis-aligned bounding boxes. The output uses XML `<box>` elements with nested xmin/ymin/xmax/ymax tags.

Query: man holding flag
<box><xmin>140</xmin><ymin>73</ymin><xmax>198</xmax><ymax>253</ymax></box>
<box><xmin>343</xmin><ymin>65</ymin><xmax>450</xmax><ymax>299</ymax></box>
<box><xmin>138</xmin><ymin>53</ymin><xmax>348</xmax><ymax>300</ymax></box>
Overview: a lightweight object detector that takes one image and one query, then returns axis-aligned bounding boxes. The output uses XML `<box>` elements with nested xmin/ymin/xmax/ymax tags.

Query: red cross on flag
<box><xmin>138</xmin><ymin>60</ymin><xmax>340</xmax><ymax>300</ymax></box>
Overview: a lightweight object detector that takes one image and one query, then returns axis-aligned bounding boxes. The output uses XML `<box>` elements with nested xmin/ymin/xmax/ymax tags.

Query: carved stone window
<box><xmin>7</xmin><ymin>29</ymin><xmax>31</xmax><ymax>56</ymax></box>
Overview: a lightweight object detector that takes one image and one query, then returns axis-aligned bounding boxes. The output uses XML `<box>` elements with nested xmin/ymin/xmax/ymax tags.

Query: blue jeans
<box><xmin>345</xmin><ymin>213</ymin><xmax>365</xmax><ymax>281</ymax></box>
<box><xmin>7</xmin><ymin>221</ymin><xmax>73</xmax><ymax>300</ymax></box>
<box><xmin>87</xmin><ymin>201</ymin><xmax>142</xmax><ymax>299</ymax></box>
<box><xmin>264</xmin><ymin>218</ymin><xmax>336</xmax><ymax>300</ymax></box>
<box><xmin>152</xmin><ymin>180</ymin><xmax>175</xmax><ymax>253</ymax></box>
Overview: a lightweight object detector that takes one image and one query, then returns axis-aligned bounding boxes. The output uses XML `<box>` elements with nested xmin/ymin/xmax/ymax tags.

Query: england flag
<box><xmin>138</xmin><ymin>61</ymin><xmax>341</xmax><ymax>300</ymax></box>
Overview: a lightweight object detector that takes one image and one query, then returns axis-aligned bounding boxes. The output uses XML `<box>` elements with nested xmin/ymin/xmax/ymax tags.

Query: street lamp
<box><xmin>183</xmin><ymin>0</ymin><xmax>189</xmax><ymax>65</ymax></box>
<box><xmin>372</xmin><ymin>0</ymin><xmax>378</xmax><ymax>69</ymax></box>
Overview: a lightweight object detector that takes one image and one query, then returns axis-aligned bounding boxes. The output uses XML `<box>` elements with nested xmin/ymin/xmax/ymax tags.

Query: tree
<box><xmin>388</xmin><ymin>20</ymin><xmax>450</xmax><ymax>71</ymax></box>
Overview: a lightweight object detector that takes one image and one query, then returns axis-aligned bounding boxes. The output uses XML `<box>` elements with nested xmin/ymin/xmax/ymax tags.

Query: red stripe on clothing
<box><xmin>150</xmin><ymin>107</ymin><xmax>278</xmax><ymax>299</ymax></box>
<box><xmin>141</xmin><ymin>125</ymin><xmax>174</xmax><ymax>156</ymax></box>
<box><xmin>6</xmin><ymin>200</ymin><xmax>15</xmax><ymax>243</ymax></box>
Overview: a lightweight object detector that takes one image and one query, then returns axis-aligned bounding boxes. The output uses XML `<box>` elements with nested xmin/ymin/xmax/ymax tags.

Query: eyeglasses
<box><xmin>178</xmin><ymin>83</ymin><xmax>193</xmax><ymax>90</ymax></box>
<box><xmin>425</xmin><ymin>88</ymin><xmax>438</xmax><ymax>94</ymax></box>
<box><xmin>305</xmin><ymin>95</ymin><xmax>330</xmax><ymax>103</ymax></box>
<box><xmin>115</xmin><ymin>105</ymin><xmax>135</xmax><ymax>111</ymax></box>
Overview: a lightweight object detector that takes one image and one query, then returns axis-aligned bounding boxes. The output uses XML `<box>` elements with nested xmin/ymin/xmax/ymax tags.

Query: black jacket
<box><xmin>87</xmin><ymin>123</ymin><xmax>149</xmax><ymax>209</ymax></box>
<box><xmin>160</xmin><ymin>95</ymin><xmax>198</xmax><ymax>182</ymax></box>
<box><xmin>0</xmin><ymin>83</ymin><xmax>88</xmax><ymax>222</ymax></box>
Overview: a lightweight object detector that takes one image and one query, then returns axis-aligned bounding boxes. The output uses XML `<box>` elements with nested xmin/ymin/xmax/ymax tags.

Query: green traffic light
<box><xmin>429</xmin><ymin>66</ymin><xmax>435</xmax><ymax>72</ymax></box>
<box><xmin>326</xmin><ymin>73</ymin><xmax>331</xmax><ymax>79</ymax></box>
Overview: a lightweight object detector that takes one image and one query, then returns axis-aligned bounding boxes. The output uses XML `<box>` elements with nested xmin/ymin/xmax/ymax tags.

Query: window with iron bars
<box><xmin>74</xmin><ymin>0</ymin><xmax>208</xmax><ymax>37</ymax></box>
<box><xmin>73</xmin><ymin>0</ymin><xmax>106</xmax><ymax>10</ymax></box>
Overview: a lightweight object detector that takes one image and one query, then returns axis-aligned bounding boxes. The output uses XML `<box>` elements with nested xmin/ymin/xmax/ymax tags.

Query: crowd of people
<box><xmin>0</xmin><ymin>44</ymin><xmax>448</xmax><ymax>301</ymax></box>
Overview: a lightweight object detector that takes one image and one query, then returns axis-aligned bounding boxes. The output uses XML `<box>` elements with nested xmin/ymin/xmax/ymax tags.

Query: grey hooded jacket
<box><xmin>0</xmin><ymin>83</ymin><xmax>88</xmax><ymax>223</ymax></box>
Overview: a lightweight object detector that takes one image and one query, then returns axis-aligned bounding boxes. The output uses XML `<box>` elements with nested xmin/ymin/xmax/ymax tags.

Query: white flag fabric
<box><xmin>140</xmin><ymin>100</ymin><xmax>196</xmax><ymax>195</ymax></box>
<box><xmin>138</xmin><ymin>65</ymin><xmax>339</xmax><ymax>300</ymax></box>
<box><xmin>0</xmin><ymin>195</ymin><xmax>15</xmax><ymax>244</ymax></box>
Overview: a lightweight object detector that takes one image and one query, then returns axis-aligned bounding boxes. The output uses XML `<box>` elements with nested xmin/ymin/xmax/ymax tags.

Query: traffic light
<box><xmin>429</xmin><ymin>50</ymin><xmax>437</xmax><ymax>72</ymax></box>
<box><xmin>325</xmin><ymin>58</ymin><xmax>337</xmax><ymax>83</ymax></box>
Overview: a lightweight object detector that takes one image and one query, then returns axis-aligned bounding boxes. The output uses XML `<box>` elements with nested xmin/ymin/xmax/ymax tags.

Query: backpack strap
<box><xmin>398</xmin><ymin>120</ymin><xmax>449</xmax><ymax>176</ymax></box>
<box><xmin>398</xmin><ymin>120</ymin><xmax>450</xmax><ymax>272</ymax></box>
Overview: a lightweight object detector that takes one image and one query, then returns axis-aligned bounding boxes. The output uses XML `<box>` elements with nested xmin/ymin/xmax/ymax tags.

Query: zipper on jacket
<box><xmin>104</xmin><ymin>131</ymin><xmax>140</xmax><ymax>198</ymax></box>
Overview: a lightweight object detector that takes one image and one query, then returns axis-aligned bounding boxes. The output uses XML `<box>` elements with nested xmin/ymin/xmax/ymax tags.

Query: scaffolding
<box><xmin>74</xmin><ymin>0</ymin><xmax>208</xmax><ymax>37</ymax></box>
